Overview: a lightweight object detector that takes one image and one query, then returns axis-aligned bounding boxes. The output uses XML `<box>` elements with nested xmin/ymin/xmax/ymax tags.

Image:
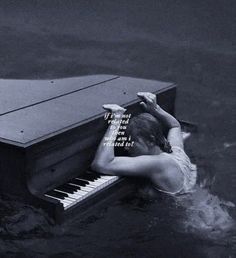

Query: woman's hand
<box><xmin>137</xmin><ymin>92</ymin><xmax>160</xmax><ymax>114</ymax></box>
<box><xmin>103</xmin><ymin>104</ymin><xmax>126</xmax><ymax>114</ymax></box>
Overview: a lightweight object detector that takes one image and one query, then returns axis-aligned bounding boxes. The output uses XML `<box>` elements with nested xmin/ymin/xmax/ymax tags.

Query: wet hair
<box><xmin>126</xmin><ymin>113</ymin><xmax>172</xmax><ymax>153</ymax></box>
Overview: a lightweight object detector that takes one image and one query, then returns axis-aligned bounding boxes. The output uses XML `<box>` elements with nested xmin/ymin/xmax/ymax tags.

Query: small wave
<box><xmin>0</xmin><ymin>197</ymin><xmax>54</xmax><ymax>239</ymax></box>
<box><xmin>175</xmin><ymin>187</ymin><xmax>235</xmax><ymax>240</ymax></box>
<box><xmin>135</xmin><ymin>183</ymin><xmax>235</xmax><ymax>241</ymax></box>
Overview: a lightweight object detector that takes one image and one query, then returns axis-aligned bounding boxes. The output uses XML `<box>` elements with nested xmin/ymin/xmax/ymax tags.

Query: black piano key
<box><xmin>66</xmin><ymin>182</ymin><xmax>81</xmax><ymax>190</ymax></box>
<box><xmin>54</xmin><ymin>190</ymin><xmax>69</xmax><ymax>198</ymax></box>
<box><xmin>71</xmin><ymin>178</ymin><xmax>88</xmax><ymax>186</ymax></box>
<box><xmin>75</xmin><ymin>178</ymin><xmax>90</xmax><ymax>184</ymax></box>
<box><xmin>48</xmin><ymin>190</ymin><xmax>67</xmax><ymax>200</ymax></box>
<box><xmin>66</xmin><ymin>183</ymin><xmax>81</xmax><ymax>191</ymax></box>
<box><xmin>57</xmin><ymin>185</ymin><xmax>77</xmax><ymax>193</ymax></box>
<box><xmin>78</xmin><ymin>173</ymin><xmax>98</xmax><ymax>181</ymax></box>
<box><xmin>55</xmin><ymin>186</ymin><xmax>72</xmax><ymax>194</ymax></box>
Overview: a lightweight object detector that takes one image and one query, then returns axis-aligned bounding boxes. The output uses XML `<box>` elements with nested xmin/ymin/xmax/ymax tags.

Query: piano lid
<box><xmin>0</xmin><ymin>75</ymin><xmax>175</xmax><ymax>147</ymax></box>
<box><xmin>0</xmin><ymin>74</ymin><xmax>117</xmax><ymax>115</ymax></box>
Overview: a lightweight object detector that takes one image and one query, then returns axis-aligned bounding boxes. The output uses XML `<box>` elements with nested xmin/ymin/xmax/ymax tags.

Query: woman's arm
<box><xmin>91</xmin><ymin>104</ymin><xmax>165</xmax><ymax>177</ymax></box>
<box><xmin>91</xmin><ymin>104</ymin><xmax>126</xmax><ymax>170</ymax></box>
<box><xmin>137</xmin><ymin>92</ymin><xmax>183</xmax><ymax>149</ymax></box>
<box><xmin>137</xmin><ymin>92</ymin><xmax>180</xmax><ymax>129</ymax></box>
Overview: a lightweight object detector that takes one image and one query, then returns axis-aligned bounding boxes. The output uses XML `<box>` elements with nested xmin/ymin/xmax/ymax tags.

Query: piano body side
<box><xmin>0</xmin><ymin>141</ymin><xmax>64</xmax><ymax>221</ymax></box>
<box><xmin>0</xmin><ymin>142</ymin><xmax>27</xmax><ymax>196</ymax></box>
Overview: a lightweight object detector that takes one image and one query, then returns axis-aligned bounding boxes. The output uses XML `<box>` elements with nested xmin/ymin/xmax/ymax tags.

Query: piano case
<box><xmin>0</xmin><ymin>75</ymin><xmax>176</xmax><ymax>222</ymax></box>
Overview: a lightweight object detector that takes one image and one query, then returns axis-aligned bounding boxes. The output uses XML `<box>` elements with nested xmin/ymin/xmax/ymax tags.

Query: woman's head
<box><xmin>125</xmin><ymin>113</ymin><xmax>172</xmax><ymax>156</ymax></box>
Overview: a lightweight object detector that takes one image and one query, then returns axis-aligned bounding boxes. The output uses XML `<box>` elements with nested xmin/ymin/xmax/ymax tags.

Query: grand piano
<box><xmin>0</xmin><ymin>75</ymin><xmax>176</xmax><ymax>222</ymax></box>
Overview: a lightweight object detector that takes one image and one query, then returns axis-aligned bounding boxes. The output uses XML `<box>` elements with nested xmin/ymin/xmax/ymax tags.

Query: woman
<box><xmin>91</xmin><ymin>92</ymin><xmax>235</xmax><ymax>236</ymax></box>
<box><xmin>91</xmin><ymin>92</ymin><xmax>197</xmax><ymax>195</ymax></box>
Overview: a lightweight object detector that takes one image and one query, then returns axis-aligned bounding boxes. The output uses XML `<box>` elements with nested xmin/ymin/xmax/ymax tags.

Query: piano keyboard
<box><xmin>44</xmin><ymin>172</ymin><xmax>119</xmax><ymax>209</ymax></box>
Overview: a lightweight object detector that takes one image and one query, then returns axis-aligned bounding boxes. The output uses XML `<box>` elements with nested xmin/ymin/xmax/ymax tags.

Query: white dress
<box><xmin>155</xmin><ymin>146</ymin><xmax>197</xmax><ymax>195</ymax></box>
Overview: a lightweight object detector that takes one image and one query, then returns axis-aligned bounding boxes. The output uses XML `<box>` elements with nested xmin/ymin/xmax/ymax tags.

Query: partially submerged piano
<box><xmin>0</xmin><ymin>75</ymin><xmax>176</xmax><ymax>222</ymax></box>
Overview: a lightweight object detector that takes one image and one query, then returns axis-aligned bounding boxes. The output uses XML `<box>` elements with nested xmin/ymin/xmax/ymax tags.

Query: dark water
<box><xmin>0</xmin><ymin>179</ymin><xmax>235</xmax><ymax>258</ymax></box>
<box><xmin>0</xmin><ymin>1</ymin><xmax>235</xmax><ymax>257</ymax></box>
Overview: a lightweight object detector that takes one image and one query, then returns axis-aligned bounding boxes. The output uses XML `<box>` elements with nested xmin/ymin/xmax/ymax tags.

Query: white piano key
<box><xmin>67</xmin><ymin>190</ymin><xmax>87</xmax><ymax>198</ymax></box>
<box><xmin>54</xmin><ymin>189</ymin><xmax>80</xmax><ymax>199</ymax></box>
<box><xmin>75</xmin><ymin>178</ymin><xmax>99</xmax><ymax>185</ymax></box>
<box><xmin>68</xmin><ymin>182</ymin><xmax>88</xmax><ymax>189</ymax></box>
<box><xmin>79</xmin><ymin>186</ymin><xmax>96</xmax><ymax>192</ymax></box>
<box><xmin>84</xmin><ymin>182</ymin><xmax>99</xmax><ymax>187</ymax></box>
<box><xmin>73</xmin><ymin>180</ymin><xmax>96</xmax><ymax>188</ymax></box>
<box><xmin>63</xmin><ymin>196</ymin><xmax>77</xmax><ymax>203</ymax></box>
<box><xmin>45</xmin><ymin>194</ymin><xmax>72</xmax><ymax>208</ymax></box>
<box><xmin>94</xmin><ymin>178</ymin><xmax>109</xmax><ymax>184</ymax></box>
<box><xmin>45</xmin><ymin>193</ymin><xmax>70</xmax><ymax>203</ymax></box>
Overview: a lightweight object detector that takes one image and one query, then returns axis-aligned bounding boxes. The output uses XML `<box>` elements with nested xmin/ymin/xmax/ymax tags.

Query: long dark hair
<box><xmin>126</xmin><ymin>113</ymin><xmax>172</xmax><ymax>153</ymax></box>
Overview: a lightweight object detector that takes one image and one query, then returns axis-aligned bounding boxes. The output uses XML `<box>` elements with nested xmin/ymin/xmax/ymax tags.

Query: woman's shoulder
<box><xmin>137</xmin><ymin>153</ymin><xmax>176</xmax><ymax>176</ymax></box>
<box><xmin>156</xmin><ymin>152</ymin><xmax>184</xmax><ymax>178</ymax></box>
<box><xmin>157</xmin><ymin>152</ymin><xmax>181</xmax><ymax>170</ymax></box>
<box><xmin>171</xmin><ymin>145</ymin><xmax>185</xmax><ymax>152</ymax></box>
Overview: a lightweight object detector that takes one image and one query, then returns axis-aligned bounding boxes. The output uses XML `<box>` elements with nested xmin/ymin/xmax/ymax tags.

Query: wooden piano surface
<box><xmin>0</xmin><ymin>75</ymin><xmax>176</xmax><ymax>221</ymax></box>
<box><xmin>0</xmin><ymin>75</ymin><xmax>175</xmax><ymax>145</ymax></box>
